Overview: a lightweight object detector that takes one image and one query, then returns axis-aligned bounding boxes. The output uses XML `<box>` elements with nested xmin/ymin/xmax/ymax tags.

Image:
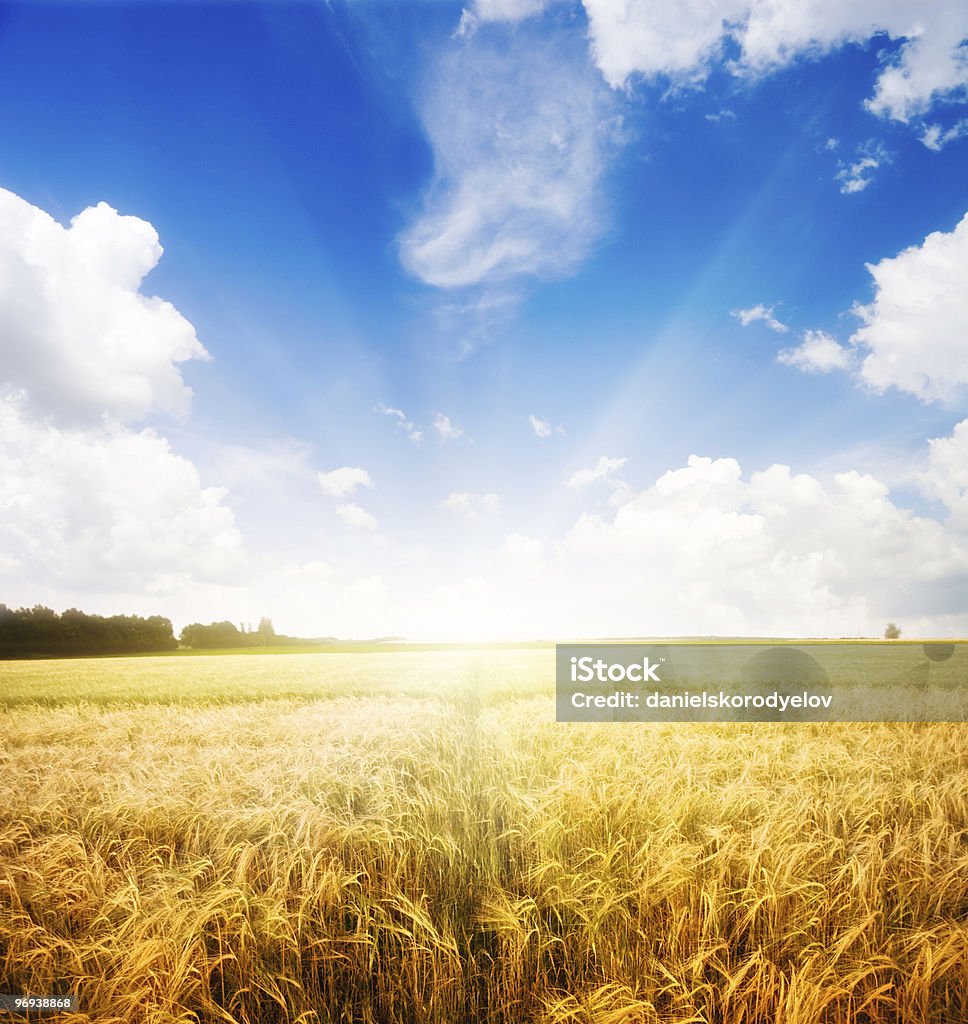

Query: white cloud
<box><xmin>457</xmin><ymin>0</ymin><xmax>553</xmax><ymax>37</ymax></box>
<box><xmin>565</xmin><ymin>455</ymin><xmax>627</xmax><ymax>488</ymax></box>
<box><xmin>851</xmin><ymin>212</ymin><xmax>968</xmax><ymax>402</ymax></box>
<box><xmin>776</xmin><ymin>213</ymin><xmax>968</xmax><ymax>402</ymax></box>
<box><xmin>433</xmin><ymin>412</ymin><xmax>466</xmax><ymax>441</ymax></box>
<box><xmin>732</xmin><ymin>303</ymin><xmax>789</xmax><ymax>332</ymax></box>
<box><xmin>343</xmin><ymin>427</ymin><xmax>968</xmax><ymax>639</ymax></box>
<box><xmin>399</xmin><ymin>27</ymin><xmax>617</xmax><ymax>290</ymax></box>
<box><xmin>504</xmin><ymin>532</ymin><xmax>545</xmax><ymax>562</ymax></box>
<box><xmin>551</xmin><ymin>450</ymin><xmax>968</xmax><ymax>637</ymax></box>
<box><xmin>580</xmin><ymin>0</ymin><xmax>968</xmax><ymax>126</ymax></box>
<box><xmin>919</xmin><ymin>418</ymin><xmax>968</xmax><ymax>530</ymax></box>
<box><xmin>529</xmin><ymin>413</ymin><xmax>552</xmax><ymax>438</ymax></box>
<box><xmin>376</xmin><ymin>404</ymin><xmax>423</xmax><ymax>443</ymax></box>
<box><xmin>0</xmin><ymin>188</ymin><xmax>247</xmax><ymax>615</ymax></box>
<box><xmin>0</xmin><ymin>393</ymin><xmax>244</xmax><ymax>592</ymax></box>
<box><xmin>705</xmin><ymin>108</ymin><xmax>736</xmax><ymax>122</ymax></box>
<box><xmin>0</xmin><ymin>188</ymin><xmax>209</xmax><ymax>426</ymax></box>
<box><xmin>410</xmin><ymin>1</ymin><xmax>965</xmax><ymax>319</ymax></box>
<box><xmin>384</xmin><ymin>438</ymin><xmax>968</xmax><ymax>640</ymax></box>
<box><xmin>318</xmin><ymin>466</ymin><xmax>373</xmax><ymax>498</ymax></box>
<box><xmin>439</xmin><ymin>490</ymin><xmax>502</xmax><ymax>518</ymax></box>
<box><xmin>920</xmin><ymin>117</ymin><xmax>968</xmax><ymax>151</ymax></box>
<box><xmin>335</xmin><ymin>503</ymin><xmax>378</xmax><ymax>531</ymax></box>
<box><xmin>428</xmin><ymin>3</ymin><xmax>967</xmax><ymax>313</ymax></box>
<box><xmin>778</xmin><ymin>329</ymin><xmax>853</xmax><ymax>374</ymax></box>
<box><xmin>581</xmin><ymin>0</ymin><xmax>736</xmax><ymax>88</ymax></box>
<box><xmin>835</xmin><ymin>140</ymin><xmax>891</xmax><ymax>194</ymax></box>
<box><xmin>864</xmin><ymin>8</ymin><xmax>968</xmax><ymax>123</ymax></box>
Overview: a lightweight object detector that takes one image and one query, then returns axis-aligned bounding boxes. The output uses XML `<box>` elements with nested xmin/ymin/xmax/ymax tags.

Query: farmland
<box><xmin>1</xmin><ymin>648</ymin><xmax>967</xmax><ymax>1023</ymax></box>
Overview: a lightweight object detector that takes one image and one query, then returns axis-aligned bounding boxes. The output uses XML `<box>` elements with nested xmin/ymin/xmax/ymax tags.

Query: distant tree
<box><xmin>884</xmin><ymin>622</ymin><xmax>902</xmax><ymax>639</ymax></box>
<box><xmin>257</xmin><ymin>617</ymin><xmax>276</xmax><ymax>646</ymax></box>
<box><xmin>0</xmin><ymin>604</ymin><xmax>176</xmax><ymax>657</ymax></box>
<box><xmin>185</xmin><ymin>621</ymin><xmax>244</xmax><ymax>649</ymax></box>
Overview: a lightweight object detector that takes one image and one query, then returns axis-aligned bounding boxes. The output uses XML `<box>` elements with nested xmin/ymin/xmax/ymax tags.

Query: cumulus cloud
<box><xmin>433</xmin><ymin>412</ymin><xmax>466</xmax><ymax>441</ymax></box>
<box><xmin>566</xmin><ymin>455</ymin><xmax>627</xmax><ymax>489</ymax></box>
<box><xmin>467</xmin><ymin>2</ymin><xmax>968</xmax><ymax>128</ymax></box>
<box><xmin>439</xmin><ymin>490</ymin><xmax>502</xmax><ymax>518</ymax></box>
<box><xmin>0</xmin><ymin>188</ymin><xmax>209</xmax><ymax>426</ymax></box>
<box><xmin>385</xmin><ymin>436</ymin><xmax>968</xmax><ymax>640</ymax></box>
<box><xmin>318</xmin><ymin>466</ymin><xmax>373</xmax><ymax>498</ymax></box>
<box><xmin>376</xmin><ymin>404</ymin><xmax>423</xmax><ymax>443</ymax></box>
<box><xmin>776</xmin><ymin>213</ymin><xmax>968</xmax><ymax>402</ymax></box>
<box><xmin>335</xmin><ymin>503</ymin><xmax>378</xmax><ymax>531</ymax></box>
<box><xmin>732</xmin><ymin>303</ymin><xmax>789</xmax><ymax>332</ymax></box>
<box><xmin>919</xmin><ymin>418</ymin><xmax>968</xmax><ymax>531</ymax></box>
<box><xmin>0</xmin><ymin>188</ymin><xmax>249</xmax><ymax>616</ymax></box>
<box><xmin>399</xmin><ymin>27</ymin><xmax>617</xmax><ymax>290</ymax></box>
<box><xmin>835</xmin><ymin>140</ymin><xmax>891</xmax><ymax>194</ymax></box>
<box><xmin>778</xmin><ymin>329</ymin><xmax>853</xmax><ymax>374</ymax></box>
<box><xmin>580</xmin><ymin>0</ymin><xmax>968</xmax><ymax>126</ymax></box>
<box><xmin>863</xmin><ymin>7</ymin><xmax>968</xmax><ymax>123</ymax></box>
<box><xmin>0</xmin><ymin>394</ymin><xmax>244</xmax><ymax>592</ymax></box>
<box><xmin>369</xmin><ymin>424</ymin><xmax>968</xmax><ymax>639</ymax></box>
<box><xmin>552</xmin><ymin>450</ymin><xmax>968</xmax><ymax>637</ymax></box>
<box><xmin>851</xmin><ymin>212</ymin><xmax>968</xmax><ymax>402</ymax></box>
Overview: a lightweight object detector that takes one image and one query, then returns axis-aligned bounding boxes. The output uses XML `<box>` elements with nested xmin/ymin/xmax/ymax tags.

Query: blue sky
<box><xmin>1</xmin><ymin>0</ymin><xmax>967</xmax><ymax>638</ymax></box>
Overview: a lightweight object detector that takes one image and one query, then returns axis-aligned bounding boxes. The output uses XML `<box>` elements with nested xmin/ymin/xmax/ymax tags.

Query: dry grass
<box><xmin>1</xmin><ymin>651</ymin><xmax>967</xmax><ymax>1023</ymax></box>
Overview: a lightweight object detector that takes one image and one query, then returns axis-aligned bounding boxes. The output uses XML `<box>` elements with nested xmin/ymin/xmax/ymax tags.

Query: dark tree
<box><xmin>0</xmin><ymin>604</ymin><xmax>177</xmax><ymax>658</ymax></box>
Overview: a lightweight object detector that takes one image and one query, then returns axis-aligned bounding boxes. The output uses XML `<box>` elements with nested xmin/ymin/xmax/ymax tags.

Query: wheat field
<box><xmin>1</xmin><ymin>649</ymin><xmax>967</xmax><ymax>1023</ymax></box>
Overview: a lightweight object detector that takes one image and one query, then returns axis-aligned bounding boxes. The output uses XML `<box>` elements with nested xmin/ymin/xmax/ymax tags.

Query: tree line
<box><xmin>0</xmin><ymin>606</ymin><xmax>289</xmax><ymax>658</ymax></box>
<box><xmin>0</xmin><ymin>604</ymin><xmax>178</xmax><ymax>658</ymax></box>
<box><xmin>178</xmin><ymin>618</ymin><xmax>278</xmax><ymax>649</ymax></box>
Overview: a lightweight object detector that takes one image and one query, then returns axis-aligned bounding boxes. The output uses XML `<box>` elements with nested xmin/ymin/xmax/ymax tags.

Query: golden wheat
<box><xmin>1</xmin><ymin>651</ymin><xmax>966</xmax><ymax>1022</ymax></box>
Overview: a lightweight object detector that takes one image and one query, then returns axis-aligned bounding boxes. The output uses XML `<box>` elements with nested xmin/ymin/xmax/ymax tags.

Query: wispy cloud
<box><xmin>433</xmin><ymin>412</ymin><xmax>466</xmax><ymax>441</ymax></box>
<box><xmin>376</xmin><ymin>404</ymin><xmax>423</xmax><ymax>443</ymax></box>
<box><xmin>529</xmin><ymin>414</ymin><xmax>552</xmax><ymax>438</ymax></box>
<box><xmin>835</xmin><ymin>141</ymin><xmax>891</xmax><ymax>194</ymax></box>
<box><xmin>732</xmin><ymin>303</ymin><xmax>789</xmax><ymax>333</ymax></box>
<box><xmin>457</xmin><ymin>0</ymin><xmax>553</xmax><ymax>38</ymax></box>
<box><xmin>399</xmin><ymin>26</ymin><xmax>619</xmax><ymax>292</ymax></box>
<box><xmin>920</xmin><ymin>118</ymin><xmax>968</xmax><ymax>152</ymax></box>
<box><xmin>566</xmin><ymin>455</ymin><xmax>626</xmax><ymax>489</ymax></box>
